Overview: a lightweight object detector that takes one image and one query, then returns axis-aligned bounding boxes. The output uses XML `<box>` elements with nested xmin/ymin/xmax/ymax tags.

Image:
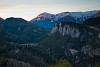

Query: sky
<box><xmin>0</xmin><ymin>0</ymin><xmax>100</xmax><ymax>21</ymax></box>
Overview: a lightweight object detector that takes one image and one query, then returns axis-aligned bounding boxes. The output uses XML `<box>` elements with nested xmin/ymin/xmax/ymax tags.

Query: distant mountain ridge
<box><xmin>30</xmin><ymin>10</ymin><xmax>100</xmax><ymax>28</ymax></box>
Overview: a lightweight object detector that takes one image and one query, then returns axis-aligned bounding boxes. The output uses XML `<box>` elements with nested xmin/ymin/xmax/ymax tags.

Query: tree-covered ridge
<box><xmin>0</xmin><ymin>17</ymin><xmax>49</xmax><ymax>43</ymax></box>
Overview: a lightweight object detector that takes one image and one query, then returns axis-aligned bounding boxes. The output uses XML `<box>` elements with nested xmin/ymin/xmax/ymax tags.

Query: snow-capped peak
<box><xmin>33</xmin><ymin>12</ymin><xmax>55</xmax><ymax>21</ymax></box>
<box><xmin>31</xmin><ymin>10</ymin><xmax>100</xmax><ymax>23</ymax></box>
<box><xmin>30</xmin><ymin>10</ymin><xmax>100</xmax><ymax>28</ymax></box>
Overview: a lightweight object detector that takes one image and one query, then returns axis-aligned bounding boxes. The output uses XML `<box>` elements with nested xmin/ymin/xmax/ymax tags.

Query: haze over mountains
<box><xmin>0</xmin><ymin>10</ymin><xmax>100</xmax><ymax>67</ymax></box>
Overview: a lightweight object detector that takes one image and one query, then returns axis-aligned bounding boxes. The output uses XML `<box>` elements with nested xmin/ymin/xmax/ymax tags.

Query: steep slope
<box><xmin>0</xmin><ymin>17</ymin><xmax>49</xmax><ymax>43</ymax></box>
<box><xmin>38</xmin><ymin>22</ymin><xmax>100</xmax><ymax>67</ymax></box>
<box><xmin>30</xmin><ymin>10</ymin><xmax>100</xmax><ymax>28</ymax></box>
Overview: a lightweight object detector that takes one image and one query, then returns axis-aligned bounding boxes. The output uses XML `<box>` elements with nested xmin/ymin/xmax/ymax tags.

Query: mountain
<box><xmin>30</xmin><ymin>10</ymin><xmax>100</xmax><ymax>28</ymax></box>
<box><xmin>38</xmin><ymin>22</ymin><xmax>100</xmax><ymax>67</ymax></box>
<box><xmin>0</xmin><ymin>17</ymin><xmax>100</xmax><ymax>67</ymax></box>
<box><xmin>30</xmin><ymin>12</ymin><xmax>55</xmax><ymax>28</ymax></box>
<box><xmin>0</xmin><ymin>11</ymin><xmax>100</xmax><ymax>67</ymax></box>
<box><xmin>0</xmin><ymin>17</ymin><xmax>49</xmax><ymax>43</ymax></box>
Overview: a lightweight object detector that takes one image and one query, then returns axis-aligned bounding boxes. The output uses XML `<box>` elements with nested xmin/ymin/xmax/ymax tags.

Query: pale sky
<box><xmin>0</xmin><ymin>0</ymin><xmax>100</xmax><ymax>21</ymax></box>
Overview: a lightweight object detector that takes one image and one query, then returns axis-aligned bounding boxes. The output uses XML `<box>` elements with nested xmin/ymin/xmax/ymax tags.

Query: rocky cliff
<box><xmin>51</xmin><ymin>22</ymin><xmax>99</xmax><ymax>38</ymax></box>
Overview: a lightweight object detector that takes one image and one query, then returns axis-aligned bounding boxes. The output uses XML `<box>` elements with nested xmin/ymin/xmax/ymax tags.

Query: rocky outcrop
<box><xmin>51</xmin><ymin>23</ymin><xmax>80</xmax><ymax>38</ymax></box>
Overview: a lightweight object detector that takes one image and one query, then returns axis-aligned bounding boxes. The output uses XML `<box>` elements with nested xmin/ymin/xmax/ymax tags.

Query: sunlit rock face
<box><xmin>51</xmin><ymin>22</ymin><xmax>80</xmax><ymax>38</ymax></box>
